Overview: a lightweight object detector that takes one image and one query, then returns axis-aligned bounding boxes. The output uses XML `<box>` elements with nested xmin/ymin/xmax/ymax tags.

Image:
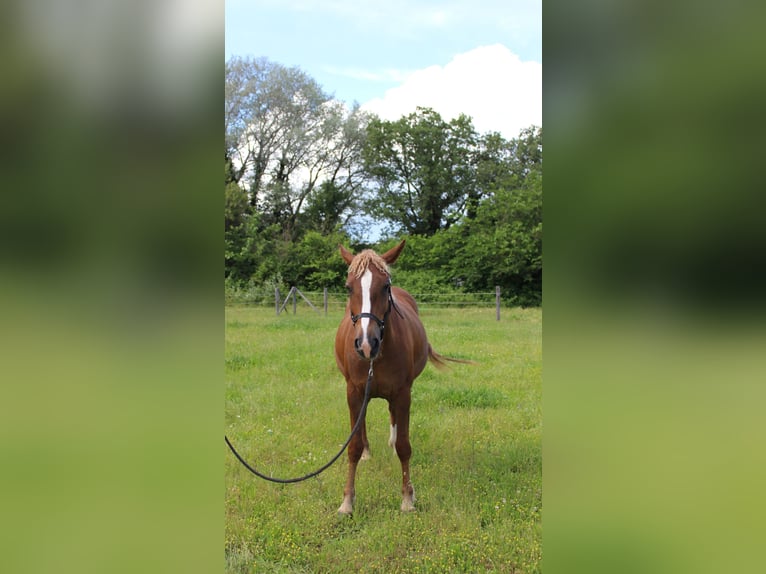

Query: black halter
<box><xmin>350</xmin><ymin>282</ymin><xmax>402</xmax><ymax>342</ymax></box>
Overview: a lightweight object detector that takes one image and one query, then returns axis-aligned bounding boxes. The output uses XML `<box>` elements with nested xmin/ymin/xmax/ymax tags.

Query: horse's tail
<box><xmin>428</xmin><ymin>344</ymin><xmax>477</xmax><ymax>370</ymax></box>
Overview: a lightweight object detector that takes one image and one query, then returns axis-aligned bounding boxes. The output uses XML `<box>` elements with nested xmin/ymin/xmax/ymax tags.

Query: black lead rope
<box><xmin>224</xmin><ymin>361</ymin><xmax>374</xmax><ymax>484</ymax></box>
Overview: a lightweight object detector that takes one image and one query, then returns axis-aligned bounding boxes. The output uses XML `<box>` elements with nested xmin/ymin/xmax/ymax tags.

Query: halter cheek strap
<box><xmin>350</xmin><ymin>287</ymin><xmax>402</xmax><ymax>342</ymax></box>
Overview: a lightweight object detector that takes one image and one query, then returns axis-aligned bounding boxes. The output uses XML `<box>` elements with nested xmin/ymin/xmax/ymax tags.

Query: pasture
<box><xmin>225</xmin><ymin>306</ymin><xmax>541</xmax><ymax>573</ymax></box>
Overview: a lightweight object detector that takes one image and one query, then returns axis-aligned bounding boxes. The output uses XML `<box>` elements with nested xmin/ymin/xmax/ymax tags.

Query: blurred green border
<box><xmin>0</xmin><ymin>3</ymin><xmax>222</xmax><ymax>573</ymax></box>
<box><xmin>544</xmin><ymin>1</ymin><xmax>766</xmax><ymax>573</ymax></box>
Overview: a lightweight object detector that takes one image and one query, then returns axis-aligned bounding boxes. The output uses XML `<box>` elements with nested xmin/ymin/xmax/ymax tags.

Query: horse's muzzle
<box><xmin>354</xmin><ymin>333</ymin><xmax>380</xmax><ymax>359</ymax></box>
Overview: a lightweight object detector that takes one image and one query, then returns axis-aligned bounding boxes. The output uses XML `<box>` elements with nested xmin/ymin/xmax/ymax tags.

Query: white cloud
<box><xmin>361</xmin><ymin>44</ymin><xmax>541</xmax><ymax>139</ymax></box>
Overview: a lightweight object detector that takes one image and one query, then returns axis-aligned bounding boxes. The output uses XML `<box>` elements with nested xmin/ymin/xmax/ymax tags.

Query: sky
<box><xmin>225</xmin><ymin>0</ymin><xmax>541</xmax><ymax>140</ymax></box>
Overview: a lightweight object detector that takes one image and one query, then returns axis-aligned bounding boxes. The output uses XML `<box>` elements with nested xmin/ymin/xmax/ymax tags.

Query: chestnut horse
<box><xmin>336</xmin><ymin>240</ymin><xmax>460</xmax><ymax>514</ymax></box>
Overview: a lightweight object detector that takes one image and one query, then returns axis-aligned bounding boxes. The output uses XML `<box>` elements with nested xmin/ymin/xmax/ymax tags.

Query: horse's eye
<box><xmin>345</xmin><ymin>285</ymin><xmax>353</xmax><ymax>295</ymax></box>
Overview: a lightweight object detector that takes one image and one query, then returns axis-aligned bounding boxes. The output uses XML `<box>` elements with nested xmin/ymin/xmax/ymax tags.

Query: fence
<box><xmin>273</xmin><ymin>286</ymin><xmax>505</xmax><ymax>320</ymax></box>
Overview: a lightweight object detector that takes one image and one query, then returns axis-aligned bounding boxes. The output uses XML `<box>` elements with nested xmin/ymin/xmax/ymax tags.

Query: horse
<box><xmin>335</xmin><ymin>240</ymin><xmax>464</xmax><ymax>514</ymax></box>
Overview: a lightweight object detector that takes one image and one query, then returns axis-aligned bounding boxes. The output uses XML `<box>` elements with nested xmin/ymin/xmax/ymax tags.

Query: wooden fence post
<box><xmin>292</xmin><ymin>287</ymin><xmax>297</xmax><ymax>315</ymax></box>
<box><xmin>496</xmin><ymin>286</ymin><xmax>501</xmax><ymax>321</ymax></box>
<box><xmin>275</xmin><ymin>287</ymin><xmax>280</xmax><ymax>316</ymax></box>
<box><xmin>323</xmin><ymin>288</ymin><xmax>328</xmax><ymax>316</ymax></box>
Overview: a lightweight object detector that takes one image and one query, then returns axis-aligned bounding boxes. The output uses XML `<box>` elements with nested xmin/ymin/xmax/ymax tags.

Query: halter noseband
<box><xmin>349</xmin><ymin>282</ymin><xmax>402</xmax><ymax>341</ymax></box>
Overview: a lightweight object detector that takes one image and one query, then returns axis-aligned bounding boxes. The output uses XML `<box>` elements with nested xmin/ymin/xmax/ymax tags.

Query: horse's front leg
<box><xmin>338</xmin><ymin>385</ymin><xmax>365</xmax><ymax>515</ymax></box>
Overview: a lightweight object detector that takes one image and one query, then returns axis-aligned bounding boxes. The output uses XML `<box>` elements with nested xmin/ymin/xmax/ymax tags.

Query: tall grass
<box><xmin>225</xmin><ymin>306</ymin><xmax>541</xmax><ymax>573</ymax></box>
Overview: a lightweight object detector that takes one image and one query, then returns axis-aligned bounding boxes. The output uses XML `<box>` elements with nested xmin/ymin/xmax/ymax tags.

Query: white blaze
<box><xmin>360</xmin><ymin>269</ymin><xmax>372</xmax><ymax>348</ymax></box>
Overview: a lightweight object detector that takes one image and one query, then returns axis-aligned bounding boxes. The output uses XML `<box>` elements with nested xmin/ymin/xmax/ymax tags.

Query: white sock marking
<box><xmin>389</xmin><ymin>424</ymin><xmax>397</xmax><ymax>454</ymax></box>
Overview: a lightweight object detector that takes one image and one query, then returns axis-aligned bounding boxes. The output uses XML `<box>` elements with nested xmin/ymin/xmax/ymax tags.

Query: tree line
<box><xmin>225</xmin><ymin>55</ymin><xmax>541</xmax><ymax>306</ymax></box>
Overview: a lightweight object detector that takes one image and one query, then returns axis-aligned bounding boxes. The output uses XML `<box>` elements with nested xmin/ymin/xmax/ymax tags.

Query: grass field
<box><xmin>225</xmin><ymin>306</ymin><xmax>541</xmax><ymax>573</ymax></box>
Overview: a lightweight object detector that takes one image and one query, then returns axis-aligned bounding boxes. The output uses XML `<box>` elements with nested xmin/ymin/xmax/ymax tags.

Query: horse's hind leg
<box><xmin>388</xmin><ymin>408</ymin><xmax>397</xmax><ymax>454</ymax></box>
<box><xmin>361</xmin><ymin>420</ymin><xmax>371</xmax><ymax>460</ymax></box>
<box><xmin>391</xmin><ymin>387</ymin><xmax>415</xmax><ymax>512</ymax></box>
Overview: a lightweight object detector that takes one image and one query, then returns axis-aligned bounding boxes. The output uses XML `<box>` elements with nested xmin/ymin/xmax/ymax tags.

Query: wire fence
<box><xmin>225</xmin><ymin>285</ymin><xmax>507</xmax><ymax>319</ymax></box>
<box><xmin>304</xmin><ymin>290</ymin><xmax>500</xmax><ymax>310</ymax></box>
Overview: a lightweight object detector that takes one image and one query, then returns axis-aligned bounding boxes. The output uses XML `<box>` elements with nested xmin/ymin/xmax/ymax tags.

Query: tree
<box><xmin>225</xmin><ymin>56</ymin><xmax>371</xmax><ymax>242</ymax></box>
<box><xmin>273</xmin><ymin>101</ymin><xmax>371</xmax><ymax>240</ymax></box>
<box><xmin>507</xmin><ymin>125</ymin><xmax>542</xmax><ymax>180</ymax></box>
<box><xmin>299</xmin><ymin>181</ymin><xmax>354</xmax><ymax>234</ymax></box>
<box><xmin>225</xmin><ymin>56</ymin><xmax>330</xmax><ymax>200</ymax></box>
<box><xmin>225</xmin><ymin>157</ymin><xmax>249</xmax><ymax>232</ymax></box>
<box><xmin>362</xmin><ymin>107</ymin><xmax>479</xmax><ymax>236</ymax></box>
<box><xmin>452</xmin><ymin>126</ymin><xmax>542</xmax><ymax>304</ymax></box>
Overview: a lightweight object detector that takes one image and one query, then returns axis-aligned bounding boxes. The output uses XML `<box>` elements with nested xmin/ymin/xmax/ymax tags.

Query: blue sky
<box><xmin>226</xmin><ymin>0</ymin><xmax>541</xmax><ymax>139</ymax></box>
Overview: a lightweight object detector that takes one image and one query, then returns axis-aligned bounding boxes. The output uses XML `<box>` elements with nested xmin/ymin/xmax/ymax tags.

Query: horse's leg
<box><xmin>361</xmin><ymin>420</ymin><xmax>371</xmax><ymax>460</ymax></box>
<box><xmin>387</xmin><ymin>407</ymin><xmax>397</xmax><ymax>454</ymax></box>
<box><xmin>391</xmin><ymin>386</ymin><xmax>415</xmax><ymax>512</ymax></box>
<box><xmin>338</xmin><ymin>387</ymin><xmax>364</xmax><ymax>515</ymax></box>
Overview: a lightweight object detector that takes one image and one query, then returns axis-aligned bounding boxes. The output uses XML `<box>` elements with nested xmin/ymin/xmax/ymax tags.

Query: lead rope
<box><xmin>224</xmin><ymin>361</ymin><xmax>374</xmax><ymax>484</ymax></box>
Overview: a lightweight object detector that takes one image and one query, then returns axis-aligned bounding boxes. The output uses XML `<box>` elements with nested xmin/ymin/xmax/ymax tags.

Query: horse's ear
<box><xmin>381</xmin><ymin>240</ymin><xmax>406</xmax><ymax>265</ymax></box>
<box><xmin>339</xmin><ymin>244</ymin><xmax>355</xmax><ymax>265</ymax></box>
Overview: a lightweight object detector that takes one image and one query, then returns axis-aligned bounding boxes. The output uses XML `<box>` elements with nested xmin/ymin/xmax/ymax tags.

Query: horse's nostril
<box><xmin>354</xmin><ymin>337</ymin><xmax>361</xmax><ymax>350</ymax></box>
<box><xmin>370</xmin><ymin>337</ymin><xmax>380</xmax><ymax>356</ymax></box>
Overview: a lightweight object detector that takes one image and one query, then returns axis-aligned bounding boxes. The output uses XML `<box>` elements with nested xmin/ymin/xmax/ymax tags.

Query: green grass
<box><xmin>225</xmin><ymin>306</ymin><xmax>541</xmax><ymax>573</ymax></box>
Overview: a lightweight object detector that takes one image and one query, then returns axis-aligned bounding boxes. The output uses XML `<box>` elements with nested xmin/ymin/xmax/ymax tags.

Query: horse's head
<box><xmin>339</xmin><ymin>240</ymin><xmax>406</xmax><ymax>360</ymax></box>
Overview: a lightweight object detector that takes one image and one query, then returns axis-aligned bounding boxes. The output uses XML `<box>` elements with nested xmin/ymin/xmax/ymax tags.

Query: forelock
<box><xmin>348</xmin><ymin>250</ymin><xmax>390</xmax><ymax>278</ymax></box>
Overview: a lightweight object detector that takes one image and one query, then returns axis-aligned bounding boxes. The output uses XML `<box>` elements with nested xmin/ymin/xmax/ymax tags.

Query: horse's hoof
<box><xmin>360</xmin><ymin>448</ymin><xmax>372</xmax><ymax>461</ymax></box>
<box><xmin>400</xmin><ymin>501</ymin><xmax>416</xmax><ymax>512</ymax></box>
<box><xmin>338</xmin><ymin>497</ymin><xmax>354</xmax><ymax>515</ymax></box>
